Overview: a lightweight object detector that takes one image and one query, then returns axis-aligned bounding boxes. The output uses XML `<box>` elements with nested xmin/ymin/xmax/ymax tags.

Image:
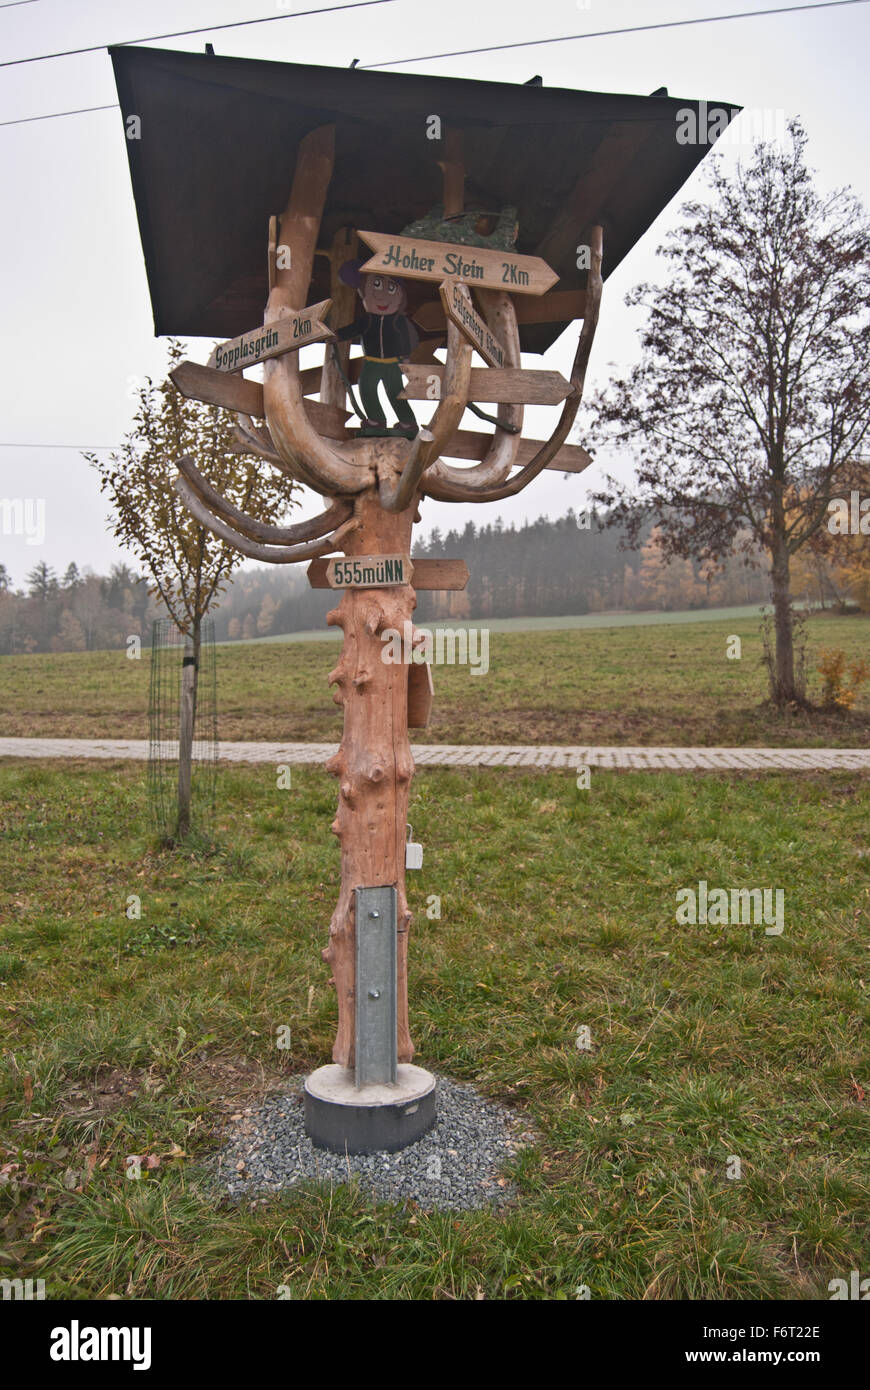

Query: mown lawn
<box><xmin>1</xmin><ymin>611</ymin><xmax>867</xmax><ymax>747</ymax></box>
<box><xmin>0</xmin><ymin>759</ymin><xmax>867</xmax><ymax>1299</ymax></box>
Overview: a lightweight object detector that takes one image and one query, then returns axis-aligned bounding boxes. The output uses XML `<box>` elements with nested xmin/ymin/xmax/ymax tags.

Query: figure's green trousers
<box><xmin>359</xmin><ymin>357</ymin><xmax>417</xmax><ymax>427</ymax></box>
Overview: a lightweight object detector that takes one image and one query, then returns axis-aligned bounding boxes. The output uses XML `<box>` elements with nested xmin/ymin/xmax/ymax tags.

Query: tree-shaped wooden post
<box><xmin>171</xmin><ymin>122</ymin><xmax>602</xmax><ymax>1152</ymax></box>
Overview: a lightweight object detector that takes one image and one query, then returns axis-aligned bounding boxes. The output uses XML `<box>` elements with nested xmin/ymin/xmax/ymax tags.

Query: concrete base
<box><xmin>304</xmin><ymin>1064</ymin><xmax>437</xmax><ymax>1154</ymax></box>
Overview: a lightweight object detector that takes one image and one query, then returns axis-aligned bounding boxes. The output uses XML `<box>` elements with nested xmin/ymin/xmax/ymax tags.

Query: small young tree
<box><xmin>586</xmin><ymin>122</ymin><xmax>870</xmax><ymax>704</ymax></box>
<box><xmin>87</xmin><ymin>340</ymin><xmax>300</xmax><ymax>838</ymax></box>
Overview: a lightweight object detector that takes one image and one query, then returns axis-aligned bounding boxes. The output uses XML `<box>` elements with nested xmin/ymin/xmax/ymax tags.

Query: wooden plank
<box><xmin>225</xmin><ymin>415</ymin><xmax>590</xmax><ymax>469</ymax></box>
<box><xmin>323</xmin><ymin>555</ymin><xmax>413</xmax><ymax>589</ymax></box>
<box><xmin>207</xmin><ymin>300</ymin><xmax>331</xmax><ymax>372</ymax></box>
<box><xmin>441</xmin><ymin>429</ymin><xmax>591</xmax><ymax>473</ymax></box>
<box><xmin>399</xmin><ymin>364</ymin><xmax>572</xmax><ymax>405</ymax></box>
<box><xmin>439</xmin><ymin>277</ymin><xmax>505</xmax><ymax>368</ymax></box>
<box><xmin>170</xmin><ymin>360</ymin><xmax>352</xmax><ymax>437</ymax></box>
<box><xmin>358</xmin><ymin>230</ymin><xmax>557</xmax><ymax>297</ymax></box>
<box><xmin>172</xmin><ymin>360</ymin><xmax>264</xmax><ymax>415</ymax></box>
<box><xmin>308</xmin><ymin>557</ymin><xmax>469</xmax><ymax>591</ymax></box>
<box><xmin>414</xmin><ymin>288</ymin><xmax>587</xmax><ymax>334</ymax></box>
<box><xmin>407</xmin><ymin>660</ymin><xmax>434</xmax><ymax>729</ymax></box>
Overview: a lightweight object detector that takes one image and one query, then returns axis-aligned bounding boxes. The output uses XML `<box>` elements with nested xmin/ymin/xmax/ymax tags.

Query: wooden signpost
<box><xmin>439</xmin><ymin>278</ymin><xmax>505</xmax><ymax>367</ymax></box>
<box><xmin>164</xmin><ymin>119</ymin><xmax>603</xmax><ymax>1154</ymax></box>
<box><xmin>358</xmin><ymin>230</ymin><xmax>559</xmax><ymax>296</ymax></box>
<box><xmin>207</xmin><ymin>300</ymin><xmax>331</xmax><ymax>372</ymax></box>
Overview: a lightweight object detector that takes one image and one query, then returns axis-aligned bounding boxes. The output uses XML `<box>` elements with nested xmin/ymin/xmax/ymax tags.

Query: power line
<box><xmin>361</xmin><ymin>0</ymin><xmax>870</xmax><ymax>67</ymax></box>
<box><xmin>0</xmin><ymin>103</ymin><xmax>117</xmax><ymax>128</ymax></box>
<box><xmin>0</xmin><ymin>1</ymin><xmax>41</xmax><ymax>9</ymax></box>
<box><xmin>2</xmin><ymin>0</ymin><xmax>867</xmax><ymax>127</ymax></box>
<box><xmin>0</xmin><ymin>442</ymin><xmax>117</xmax><ymax>449</ymax></box>
<box><xmin>0</xmin><ymin>0</ymin><xmax>395</xmax><ymax>67</ymax></box>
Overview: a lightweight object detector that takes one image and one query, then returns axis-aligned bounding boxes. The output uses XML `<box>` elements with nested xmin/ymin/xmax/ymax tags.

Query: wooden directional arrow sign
<box><xmin>358</xmin><ymin>231</ymin><xmax>557</xmax><ymax>297</ymax></box>
<box><xmin>399</xmin><ymin>365</ymin><xmax>573</xmax><ymax>405</ymax></box>
<box><xmin>207</xmin><ymin>300</ymin><xmax>332</xmax><ymax>372</ymax></box>
<box><xmin>170</xmin><ymin>361</ymin><xmax>351</xmax><ymax>437</ymax></box>
<box><xmin>439</xmin><ymin>278</ymin><xmax>505</xmax><ymax>368</ymax></box>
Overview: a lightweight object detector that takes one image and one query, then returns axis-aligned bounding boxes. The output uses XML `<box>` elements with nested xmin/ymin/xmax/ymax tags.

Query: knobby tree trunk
<box><xmin>323</xmin><ymin>489</ymin><xmax>419</xmax><ymax>1069</ymax></box>
<box><xmin>176</xmin><ymin>616</ymin><xmax>201</xmax><ymax>839</ymax></box>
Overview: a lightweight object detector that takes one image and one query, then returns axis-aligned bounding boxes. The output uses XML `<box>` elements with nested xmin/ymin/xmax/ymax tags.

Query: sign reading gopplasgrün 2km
<box><xmin>358</xmin><ymin>232</ymin><xmax>557</xmax><ymax>296</ymax></box>
<box><xmin>208</xmin><ymin>300</ymin><xmax>332</xmax><ymax>372</ymax></box>
<box><xmin>326</xmin><ymin>555</ymin><xmax>414</xmax><ymax>589</ymax></box>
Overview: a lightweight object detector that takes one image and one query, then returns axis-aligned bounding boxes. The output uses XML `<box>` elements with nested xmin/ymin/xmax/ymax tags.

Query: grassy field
<box><xmin>1</xmin><ymin>610</ymin><xmax>868</xmax><ymax>747</ymax></box>
<box><xmin>242</xmin><ymin>602</ymin><xmax>771</xmax><ymax>643</ymax></box>
<box><xmin>0</xmin><ymin>759</ymin><xmax>867</xmax><ymax>1299</ymax></box>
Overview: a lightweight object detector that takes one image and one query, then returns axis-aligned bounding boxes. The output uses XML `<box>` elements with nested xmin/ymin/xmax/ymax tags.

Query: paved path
<box><xmin>1</xmin><ymin>738</ymin><xmax>868</xmax><ymax>772</ymax></box>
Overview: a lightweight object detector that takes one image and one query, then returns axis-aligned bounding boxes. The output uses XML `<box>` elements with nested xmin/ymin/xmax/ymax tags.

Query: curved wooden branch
<box><xmin>234</xmin><ymin>414</ymin><xmax>282</xmax><ymax>466</ymax></box>
<box><xmin>378</xmin><ymin>309</ymin><xmax>472</xmax><ymax>513</ymax></box>
<box><xmin>263</xmin><ymin>124</ymin><xmax>373</xmax><ymax>497</ymax></box>
<box><xmin>173</xmin><ymin>474</ymin><xmax>357</xmax><ymax>564</ymax></box>
<box><xmin>175</xmin><ymin>455</ymin><xmax>353</xmax><ymax>546</ymax></box>
<box><xmin>422</xmin><ymin>289</ymin><xmax>522</xmax><ymax>501</ymax></box>
<box><xmin>422</xmin><ymin>225</ymin><xmax>604</xmax><ymax>504</ymax></box>
<box><xmin>377</xmin><ymin>429</ymin><xmax>436</xmax><ymax>513</ymax></box>
<box><xmin>421</xmin><ymin>310</ymin><xmax>474</xmax><ymax>458</ymax></box>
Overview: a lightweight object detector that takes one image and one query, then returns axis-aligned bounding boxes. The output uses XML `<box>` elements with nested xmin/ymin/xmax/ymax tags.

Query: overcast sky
<box><xmin>1</xmin><ymin>0</ymin><xmax>868</xmax><ymax>588</ymax></box>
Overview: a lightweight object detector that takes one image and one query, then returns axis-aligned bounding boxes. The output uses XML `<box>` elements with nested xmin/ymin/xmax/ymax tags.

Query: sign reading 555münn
<box><xmin>326</xmin><ymin>555</ymin><xmax>414</xmax><ymax>588</ymax></box>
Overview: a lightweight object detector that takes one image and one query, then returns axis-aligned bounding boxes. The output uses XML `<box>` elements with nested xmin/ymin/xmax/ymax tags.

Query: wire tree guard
<box><xmin>148</xmin><ymin>618</ymin><xmax>218</xmax><ymax>841</ymax></box>
<box><xmin>112</xmin><ymin>46</ymin><xmax>734</xmax><ymax>1151</ymax></box>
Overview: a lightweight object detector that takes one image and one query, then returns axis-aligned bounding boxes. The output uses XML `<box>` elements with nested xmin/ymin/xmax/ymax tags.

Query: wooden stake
<box><xmin>319</xmin><ymin>227</ymin><xmax>358</xmax><ymax>412</ymax></box>
<box><xmin>437</xmin><ymin>128</ymin><xmax>465</xmax><ymax>218</ymax></box>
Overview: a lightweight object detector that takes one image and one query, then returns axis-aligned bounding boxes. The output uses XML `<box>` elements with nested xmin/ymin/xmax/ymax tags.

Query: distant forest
<box><xmin>0</xmin><ymin>509</ymin><xmax>770</xmax><ymax>654</ymax></box>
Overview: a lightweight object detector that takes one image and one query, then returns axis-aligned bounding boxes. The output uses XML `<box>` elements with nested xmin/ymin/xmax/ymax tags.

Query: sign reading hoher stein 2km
<box><xmin>111</xmin><ymin>40</ymin><xmax>736</xmax><ymax>1156</ymax></box>
<box><xmin>358</xmin><ymin>231</ymin><xmax>559</xmax><ymax>296</ymax></box>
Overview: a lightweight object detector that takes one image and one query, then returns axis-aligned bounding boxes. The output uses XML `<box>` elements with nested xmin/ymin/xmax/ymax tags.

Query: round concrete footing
<box><xmin>304</xmin><ymin>1064</ymin><xmax>437</xmax><ymax>1154</ymax></box>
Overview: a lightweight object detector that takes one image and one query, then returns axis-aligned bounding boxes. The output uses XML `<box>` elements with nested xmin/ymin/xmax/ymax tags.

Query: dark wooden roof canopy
<box><xmin>110</xmin><ymin>45</ymin><xmax>740</xmax><ymax>353</ymax></box>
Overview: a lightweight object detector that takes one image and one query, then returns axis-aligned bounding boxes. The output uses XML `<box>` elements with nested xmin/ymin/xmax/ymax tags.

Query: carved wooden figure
<box><xmin>170</xmin><ymin>122</ymin><xmax>603</xmax><ymax>1078</ymax></box>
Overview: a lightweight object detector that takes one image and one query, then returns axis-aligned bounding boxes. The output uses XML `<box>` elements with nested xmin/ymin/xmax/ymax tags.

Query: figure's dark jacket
<box><xmin>336</xmin><ymin>311</ymin><xmax>416</xmax><ymax>359</ymax></box>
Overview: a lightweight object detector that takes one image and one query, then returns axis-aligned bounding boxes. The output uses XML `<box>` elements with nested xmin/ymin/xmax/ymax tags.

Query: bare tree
<box><xmin>87</xmin><ymin>341</ymin><xmax>300</xmax><ymax>838</ymax></box>
<box><xmin>586</xmin><ymin>121</ymin><xmax>870</xmax><ymax>704</ymax></box>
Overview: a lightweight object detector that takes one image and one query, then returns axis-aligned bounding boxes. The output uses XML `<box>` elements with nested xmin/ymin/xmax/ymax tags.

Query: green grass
<box><xmin>1</xmin><ymin>610</ymin><xmax>868</xmax><ymax>747</ymax></box>
<box><xmin>1</xmin><ymin>759</ymin><xmax>867</xmax><ymax>1299</ymax></box>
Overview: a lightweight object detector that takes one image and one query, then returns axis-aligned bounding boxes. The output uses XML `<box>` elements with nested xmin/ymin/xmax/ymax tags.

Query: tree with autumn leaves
<box><xmin>791</xmin><ymin>458</ymin><xmax>870</xmax><ymax>611</ymax></box>
<box><xmin>87</xmin><ymin>341</ymin><xmax>300</xmax><ymax>839</ymax></box>
<box><xmin>587</xmin><ymin>121</ymin><xmax>870</xmax><ymax>706</ymax></box>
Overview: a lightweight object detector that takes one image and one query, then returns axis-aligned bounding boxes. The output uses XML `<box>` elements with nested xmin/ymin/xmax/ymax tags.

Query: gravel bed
<box><xmin>204</xmin><ymin>1075</ymin><xmax>537</xmax><ymax>1211</ymax></box>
